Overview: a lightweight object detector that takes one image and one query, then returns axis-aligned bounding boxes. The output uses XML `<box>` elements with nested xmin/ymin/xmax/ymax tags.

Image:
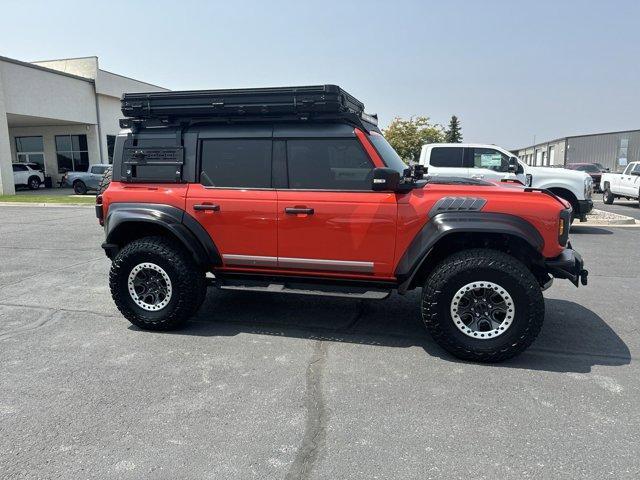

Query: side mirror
<box><xmin>508</xmin><ymin>157</ymin><xmax>519</xmax><ymax>173</ymax></box>
<box><xmin>372</xmin><ymin>167</ymin><xmax>401</xmax><ymax>191</ymax></box>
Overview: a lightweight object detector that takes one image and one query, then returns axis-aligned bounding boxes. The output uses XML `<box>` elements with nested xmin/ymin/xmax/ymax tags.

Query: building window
<box><xmin>15</xmin><ymin>136</ymin><xmax>45</xmax><ymax>171</ymax></box>
<box><xmin>107</xmin><ymin>135</ymin><xmax>116</xmax><ymax>164</ymax></box>
<box><xmin>55</xmin><ymin>135</ymin><xmax>89</xmax><ymax>172</ymax></box>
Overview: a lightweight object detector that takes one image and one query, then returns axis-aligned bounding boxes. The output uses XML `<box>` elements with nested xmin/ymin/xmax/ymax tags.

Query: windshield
<box><xmin>367</xmin><ymin>132</ymin><xmax>408</xmax><ymax>173</ymax></box>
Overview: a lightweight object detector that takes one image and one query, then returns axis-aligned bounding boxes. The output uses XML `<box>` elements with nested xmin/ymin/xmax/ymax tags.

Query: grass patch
<box><xmin>0</xmin><ymin>194</ymin><xmax>95</xmax><ymax>204</ymax></box>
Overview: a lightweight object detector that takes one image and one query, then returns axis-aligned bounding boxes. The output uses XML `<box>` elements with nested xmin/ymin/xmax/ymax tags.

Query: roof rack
<box><xmin>120</xmin><ymin>85</ymin><xmax>377</xmax><ymax>132</ymax></box>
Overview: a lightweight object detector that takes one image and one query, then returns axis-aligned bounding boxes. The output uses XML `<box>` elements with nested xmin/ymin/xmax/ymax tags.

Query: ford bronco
<box><xmin>97</xmin><ymin>85</ymin><xmax>588</xmax><ymax>362</ymax></box>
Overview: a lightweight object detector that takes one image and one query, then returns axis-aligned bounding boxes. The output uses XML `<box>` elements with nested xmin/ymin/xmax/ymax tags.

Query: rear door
<box><xmin>185</xmin><ymin>128</ymin><xmax>278</xmax><ymax>269</ymax></box>
<box><xmin>426</xmin><ymin>146</ymin><xmax>468</xmax><ymax>177</ymax></box>
<box><xmin>618</xmin><ymin>163</ymin><xmax>635</xmax><ymax>195</ymax></box>
<box><xmin>12</xmin><ymin>164</ymin><xmax>28</xmax><ymax>184</ymax></box>
<box><xmin>275</xmin><ymin>129</ymin><xmax>398</xmax><ymax>278</ymax></box>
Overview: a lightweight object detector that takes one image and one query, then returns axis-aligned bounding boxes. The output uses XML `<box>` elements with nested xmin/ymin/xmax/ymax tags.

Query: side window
<box><xmin>200</xmin><ymin>139</ymin><xmax>272</xmax><ymax>188</ymax></box>
<box><xmin>13</xmin><ymin>164</ymin><xmax>28</xmax><ymax>172</ymax></box>
<box><xmin>472</xmin><ymin>148</ymin><xmax>510</xmax><ymax>172</ymax></box>
<box><xmin>430</xmin><ymin>147</ymin><xmax>464</xmax><ymax>168</ymax></box>
<box><xmin>623</xmin><ymin>164</ymin><xmax>633</xmax><ymax>175</ymax></box>
<box><xmin>91</xmin><ymin>165</ymin><xmax>106</xmax><ymax>175</ymax></box>
<box><xmin>286</xmin><ymin>139</ymin><xmax>374</xmax><ymax>190</ymax></box>
<box><xmin>633</xmin><ymin>163</ymin><xmax>640</xmax><ymax>174</ymax></box>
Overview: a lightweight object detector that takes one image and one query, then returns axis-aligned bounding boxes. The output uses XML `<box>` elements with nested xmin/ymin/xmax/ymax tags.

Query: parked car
<box><xmin>12</xmin><ymin>162</ymin><xmax>45</xmax><ymax>190</ymax></box>
<box><xmin>419</xmin><ymin>143</ymin><xmax>594</xmax><ymax>221</ymax></box>
<box><xmin>62</xmin><ymin>164</ymin><xmax>112</xmax><ymax>194</ymax></box>
<box><xmin>97</xmin><ymin>85</ymin><xmax>588</xmax><ymax>363</ymax></box>
<box><xmin>601</xmin><ymin>162</ymin><xmax>640</xmax><ymax>205</ymax></box>
<box><xmin>566</xmin><ymin>163</ymin><xmax>603</xmax><ymax>191</ymax></box>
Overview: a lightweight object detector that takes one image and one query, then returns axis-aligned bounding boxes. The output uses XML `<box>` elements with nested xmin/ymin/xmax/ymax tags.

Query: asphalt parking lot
<box><xmin>1</xmin><ymin>205</ymin><xmax>639</xmax><ymax>479</ymax></box>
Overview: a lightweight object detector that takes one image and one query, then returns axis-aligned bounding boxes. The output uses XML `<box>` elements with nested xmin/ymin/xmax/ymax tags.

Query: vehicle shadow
<box><xmin>137</xmin><ymin>290</ymin><xmax>630</xmax><ymax>374</ymax></box>
<box><xmin>570</xmin><ymin>226</ymin><xmax>614</xmax><ymax>235</ymax></box>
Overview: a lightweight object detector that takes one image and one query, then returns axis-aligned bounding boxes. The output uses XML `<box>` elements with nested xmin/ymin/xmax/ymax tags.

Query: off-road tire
<box><xmin>109</xmin><ymin>236</ymin><xmax>207</xmax><ymax>330</ymax></box>
<box><xmin>73</xmin><ymin>180</ymin><xmax>87</xmax><ymax>195</ymax></box>
<box><xmin>421</xmin><ymin>248</ymin><xmax>544</xmax><ymax>362</ymax></box>
<box><xmin>97</xmin><ymin>166</ymin><xmax>112</xmax><ymax>195</ymax></box>
<box><xmin>603</xmin><ymin>188</ymin><xmax>614</xmax><ymax>205</ymax></box>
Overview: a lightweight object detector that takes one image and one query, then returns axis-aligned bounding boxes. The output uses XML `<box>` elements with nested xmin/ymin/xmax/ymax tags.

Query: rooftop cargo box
<box><xmin>121</xmin><ymin>85</ymin><xmax>365</xmax><ymax>120</ymax></box>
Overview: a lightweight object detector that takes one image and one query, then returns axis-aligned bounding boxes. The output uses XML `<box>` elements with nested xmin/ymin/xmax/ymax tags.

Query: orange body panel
<box><xmin>276</xmin><ymin>190</ymin><xmax>398</xmax><ymax>276</ymax></box>
<box><xmin>186</xmin><ymin>184</ymin><xmax>278</xmax><ymax>258</ymax></box>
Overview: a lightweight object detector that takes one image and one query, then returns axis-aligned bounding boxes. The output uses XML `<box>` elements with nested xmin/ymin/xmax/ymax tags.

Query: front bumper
<box><xmin>545</xmin><ymin>248</ymin><xmax>588</xmax><ymax>287</ymax></box>
<box><xmin>575</xmin><ymin>199</ymin><xmax>594</xmax><ymax>221</ymax></box>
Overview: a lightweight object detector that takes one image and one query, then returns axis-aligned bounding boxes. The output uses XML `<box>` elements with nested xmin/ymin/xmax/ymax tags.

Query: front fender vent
<box><xmin>429</xmin><ymin>197</ymin><xmax>487</xmax><ymax>217</ymax></box>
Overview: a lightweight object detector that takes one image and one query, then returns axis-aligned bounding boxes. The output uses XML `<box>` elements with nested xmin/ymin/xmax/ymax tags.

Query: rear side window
<box><xmin>91</xmin><ymin>165</ymin><xmax>108</xmax><ymax>175</ymax></box>
<box><xmin>286</xmin><ymin>139</ymin><xmax>374</xmax><ymax>190</ymax></box>
<box><xmin>430</xmin><ymin>147</ymin><xmax>464</xmax><ymax>168</ymax></box>
<box><xmin>200</xmin><ymin>139</ymin><xmax>272</xmax><ymax>188</ymax></box>
<box><xmin>13</xmin><ymin>164</ymin><xmax>28</xmax><ymax>172</ymax></box>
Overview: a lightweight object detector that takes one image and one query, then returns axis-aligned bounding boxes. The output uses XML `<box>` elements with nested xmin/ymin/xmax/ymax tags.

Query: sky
<box><xmin>1</xmin><ymin>0</ymin><xmax>639</xmax><ymax>148</ymax></box>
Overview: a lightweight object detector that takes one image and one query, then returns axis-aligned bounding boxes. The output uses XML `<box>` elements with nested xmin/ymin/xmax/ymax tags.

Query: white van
<box><xmin>419</xmin><ymin>143</ymin><xmax>594</xmax><ymax>221</ymax></box>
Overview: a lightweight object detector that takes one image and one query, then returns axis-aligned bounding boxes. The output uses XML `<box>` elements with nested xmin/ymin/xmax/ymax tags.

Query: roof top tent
<box><xmin>119</xmin><ymin>85</ymin><xmax>378</xmax><ymax>132</ymax></box>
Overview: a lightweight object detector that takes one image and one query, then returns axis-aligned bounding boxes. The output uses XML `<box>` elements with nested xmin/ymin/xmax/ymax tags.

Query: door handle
<box><xmin>194</xmin><ymin>204</ymin><xmax>220</xmax><ymax>212</ymax></box>
<box><xmin>472</xmin><ymin>174</ymin><xmax>484</xmax><ymax>179</ymax></box>
<box><xmin>285</xmin><ymin>207</ymin><xmax>314</xmax><ymax>215</ymax></box>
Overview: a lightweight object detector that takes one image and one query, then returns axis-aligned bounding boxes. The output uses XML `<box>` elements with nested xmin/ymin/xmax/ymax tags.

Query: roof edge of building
<box><xmin>0</xmin><ymin>55</ymin><xmax>94</xmax><ymax>83</ymax></box>
<box><xmin>517</xmin><ymin>127</ymin><xmax>640</xmax><ymax>151</ymax></box>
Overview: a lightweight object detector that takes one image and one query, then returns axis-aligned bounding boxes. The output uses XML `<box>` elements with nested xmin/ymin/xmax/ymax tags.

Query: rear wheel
<box><xmin>28</xmin><ymin>176</ymin><xmax>41</xmax><ymax>190</ymax></box>
<box><xmin>109</xmin><ymin>236</ymin><xmax>207</xmax><ymax>330</ymax></box>
<box><xmin>603</xmin><ymin>188</ymin><xmax>615</xmax><ymax>205</ymax></box>
<box><xmin>421</xmin><ymin>249</ymin><xmax>544</xmax><ymax>362</ymax></box>
<box><xmin>73</xmin><ymin>180</ymin><xmax>87</xmax><ymax>195</ymax></box>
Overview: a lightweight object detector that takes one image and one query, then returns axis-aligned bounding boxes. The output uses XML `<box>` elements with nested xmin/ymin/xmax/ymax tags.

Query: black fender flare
<box><xmin>395</xmin><ymin>212</ymin><xmax>544</xmax><ymax>293</ymax></box>
<box><xmin>103</xmin><ymin>203</ymin><xmax>222</xmax><ymax>268</ymax></box>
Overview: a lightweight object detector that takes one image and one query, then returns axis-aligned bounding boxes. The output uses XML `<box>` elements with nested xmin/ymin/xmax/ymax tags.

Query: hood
<box><xmin>527</xmin><ymin>166</ymin><xmax>590</xmax><ymax>182</ymax></box>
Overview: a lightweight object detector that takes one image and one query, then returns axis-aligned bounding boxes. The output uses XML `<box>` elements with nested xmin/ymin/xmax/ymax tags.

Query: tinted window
<box><xmin>367</xmin><ymin>132</ymin><xmax>407</xmax><ymax>174</ymax></box>
<box><xmin>13</xmin><ymin>164</ymin><xmax>28</xmax><ymax>172</ymax></box>
<box><xmin>472</xmin><ymin>148</ymin><xmax>510</xmax><ymax>172</ymax></box>
<box><xmin>91</xmin><ymin>165</ymin><xmax>108</xmax><ymax>175</ymax></box>
<box><xmin>15</xmin><ymin>136</ymin><xmax>43</xmax><ymax>152</ymax></box>
<box><xmin>623</xmin><ymin>164</ymin><xmax>633</xmax><ymax>175</ymax></box>
<box><xmin>633</xmin><ymin>164</ymin><xmax>640</xmax><ymax>174</ymax></box>
<box><xmin>287</xmin><ymin>139</ymin><xmax>374</xmax><ymax>190</ymax></box>
<box><xmin>430</xmin><ymin>147</ymin><xmax>464</xmax><ymax>168</ymax></box>
<box><xmin>200</xmin><ymin>139</ymin><xmax>272</xmax><ymax>188</ymax></box>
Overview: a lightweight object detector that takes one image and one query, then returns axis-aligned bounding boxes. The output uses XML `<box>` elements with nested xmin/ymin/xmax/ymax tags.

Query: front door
<box><xmin>467</xmin><ymin>147</ymin><xmax>511</xmax><ymax>182</ymax></box>
<box><xmin>186</xmin><ymin>137</ymin><xmax>278</xmax><ymax>269</ymax></box>
<box><xmin>276</xmin><ymin>137</ymin><xmax>398</xmax><ymax>278</ymax></box>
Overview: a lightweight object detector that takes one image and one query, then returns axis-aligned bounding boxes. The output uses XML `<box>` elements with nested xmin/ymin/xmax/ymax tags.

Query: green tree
<box><xmin>445</xmin><ymin>115</ymin><xmax>463</xmax><ymax>143</ymax></box>
<box><xmin>382</xmin><ymin>116</ymin><xmax>445</xmax><ymax>164</ymax></box>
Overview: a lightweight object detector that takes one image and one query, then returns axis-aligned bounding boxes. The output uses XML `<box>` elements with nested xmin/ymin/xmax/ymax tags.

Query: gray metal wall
<box><xmin>566</xmin><ymin>130</ymin><xmax>640</xmax><ymax>172</ymax></box>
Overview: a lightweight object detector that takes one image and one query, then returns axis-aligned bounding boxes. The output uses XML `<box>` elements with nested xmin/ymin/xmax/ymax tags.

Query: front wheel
<box><xmin>603</xmin><ymin>188</ymin><xmax>615</xmax><ymax>205</ymax></box>
<box><xmin>421</xmin><ymin>249</ymin><xmax>544</xmax><ymax>362</ymax></box>
<box><xmin>109</xmin><ymin>236</ymin><xmax>207</xmax><ymax>330</ymax></box>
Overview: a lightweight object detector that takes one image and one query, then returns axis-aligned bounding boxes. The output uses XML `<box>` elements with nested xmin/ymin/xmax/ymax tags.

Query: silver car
<box><xmin>63</xmin><ymin>164</ymin><xmax>111</xmax><ymax>195</ymax></box>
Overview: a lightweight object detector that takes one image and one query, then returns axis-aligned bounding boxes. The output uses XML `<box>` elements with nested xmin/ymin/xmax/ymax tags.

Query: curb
<box><xmin>578</xmin><ymin>208</ymin><xmax>636</xmax><ymax>226</ymax></box>
<box><xmin>0</xmin><ymin>202</ymin><xmax>93</xmax><ymax>208</ymax></box>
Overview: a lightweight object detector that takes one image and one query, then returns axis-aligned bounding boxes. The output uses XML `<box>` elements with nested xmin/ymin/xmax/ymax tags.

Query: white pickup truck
<box><xmin>600</xmin><ymin>162</ymin><xmax>640</xmax><ymax>205</ymax></box>
<box><xmin>418</xmin><ymin>143</ymin><xmax>594</xmax><ymax>221</ymax></box>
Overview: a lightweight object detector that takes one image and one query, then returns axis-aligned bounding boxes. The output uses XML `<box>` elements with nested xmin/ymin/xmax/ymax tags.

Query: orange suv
<box><xmin>97</xmin><ymin>85</ymin><xmax>587</xmax><ymax>362</ymax></box>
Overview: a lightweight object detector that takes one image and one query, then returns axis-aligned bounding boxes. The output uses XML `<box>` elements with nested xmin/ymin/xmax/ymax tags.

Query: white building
<box><xmin>0</xmin><ymin>55</ymin><xmax>168</xmax><ymax>195</ymax></box>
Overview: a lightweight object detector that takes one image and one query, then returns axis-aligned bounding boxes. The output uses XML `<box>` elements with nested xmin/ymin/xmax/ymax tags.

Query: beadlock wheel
<box><xmin>450</xmin><ymin>281</ymin><xmax>515</xmax><ymax>339</ymax></box>
<box><xmin>127</xmin><ymin>262</ymin><xmax>173</xmax><ymax>311</ymax></box>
